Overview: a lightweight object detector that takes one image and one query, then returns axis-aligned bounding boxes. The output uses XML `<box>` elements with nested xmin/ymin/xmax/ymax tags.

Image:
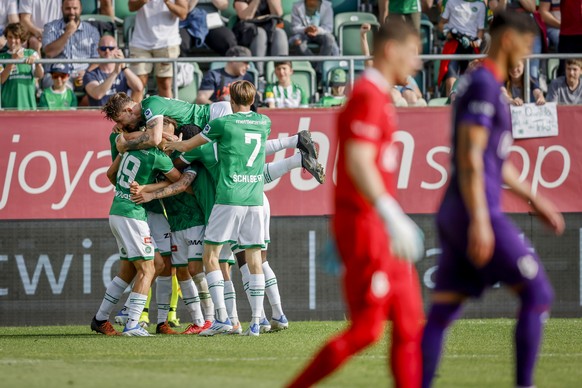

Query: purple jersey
<box><xmin>442</xmin><ymin>62</ymin><xmax>513</xmax><ymax>216</ymax></box>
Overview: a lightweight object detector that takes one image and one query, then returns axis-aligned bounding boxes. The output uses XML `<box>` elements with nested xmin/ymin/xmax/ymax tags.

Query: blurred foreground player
<box><xmin>287</xmin><ymin>20</ymin><xmax>425</xmax><ymax>388</ymax></box>
<box><xmin>421</xmin><ymin>11</ymin><xmax>565</xmax><ymax>388</ymax></box>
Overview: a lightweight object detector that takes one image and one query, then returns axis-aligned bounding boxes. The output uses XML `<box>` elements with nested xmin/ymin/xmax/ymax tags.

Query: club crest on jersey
<box><xmin>144</xmin><ymin>108</ymin><xmax>153</xmax><ymax>120</ymax></box>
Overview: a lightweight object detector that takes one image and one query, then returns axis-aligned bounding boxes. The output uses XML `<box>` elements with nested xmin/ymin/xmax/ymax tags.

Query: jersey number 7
<box><xmin>245</xmin><ymin>133</ymin><xmax>261</xmax><ymax>167</ymax></box>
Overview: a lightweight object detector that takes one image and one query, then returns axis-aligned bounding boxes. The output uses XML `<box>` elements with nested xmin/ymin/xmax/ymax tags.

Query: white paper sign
<box><xmin>510</xmin><ymin>102</ymin><xmax>559</xmax><ymax>139</ymax></box>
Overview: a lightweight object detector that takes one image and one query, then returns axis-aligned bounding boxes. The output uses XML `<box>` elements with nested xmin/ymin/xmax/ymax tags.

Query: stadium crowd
<box><xmin>0</xmin><ymin>0</ymin><xmax>580</xmax><ymax>110</ymax></box>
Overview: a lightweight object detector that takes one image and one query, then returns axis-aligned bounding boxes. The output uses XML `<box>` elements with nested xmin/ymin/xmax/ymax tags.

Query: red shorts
<box><xmin>333</xmin><ymin>211</ymin><xmax>424</xmax><ymax>322</ymax></box>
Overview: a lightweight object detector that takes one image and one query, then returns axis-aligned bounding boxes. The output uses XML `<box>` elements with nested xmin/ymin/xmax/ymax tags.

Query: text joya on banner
<box><xmin>1</xmin><ymin>107</ymin><xmax>581</xmax><ymax>220</ymax></box>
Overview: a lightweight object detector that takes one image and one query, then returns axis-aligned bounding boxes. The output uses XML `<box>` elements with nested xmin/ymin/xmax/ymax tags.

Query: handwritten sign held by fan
<box><xmin>511</xmin><ymin>102</ymin><xmax>558</xmax><ymax>139</ymax></box>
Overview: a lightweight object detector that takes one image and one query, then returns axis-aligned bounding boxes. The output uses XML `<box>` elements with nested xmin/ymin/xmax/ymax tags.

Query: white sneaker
<box><xmin>270</xmin><ymin>315</ymin><xmax>289</xmax><ymax>331</ymax></box>
<box><xmin>122</xmin><ymin>324</ymin><xmax>153</xmax><ymax>336</ymax></box>
<box><xmin>228</xmin><ymin>322</ymin><xmax>243</xmax><ymax>335</ymax></box>
<box><xmin>259</xmin><ymin>317</ymin><xmax>271</xmax><ymax>333</ymax></box>
<box><xmin>199</xmin><ymin>318</ymin><xmax>233</xmax><ymax>336</ymax></box>
<box><xmin>114</xmin><ymin>307</ymin><xmax>129</xmax><ymax>326</ymax></box>
<box><xmin>241</xmin><ymin>323</ymin><xmax>260</xmax><ymax>337</ymax></box>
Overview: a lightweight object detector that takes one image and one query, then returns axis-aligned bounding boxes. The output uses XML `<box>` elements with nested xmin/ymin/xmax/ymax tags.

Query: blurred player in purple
<box><xmin>422</xmin><ymin>11</ymin><xmax>565</xmax><ymax>388</ymax></box>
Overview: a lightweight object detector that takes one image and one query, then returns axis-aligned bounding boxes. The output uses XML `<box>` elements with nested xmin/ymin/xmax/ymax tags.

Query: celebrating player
<box><xmin>91</xmin><ymin>122</ymin><xmax>182</xmax><ymax>336</ymax></box>
<box><xmin>287</xmin><ymin>20</ymin><xmax>425</xmax><ymax>387</ymax></box>
<box><xmin>421</xmin><ymin>11</ymin><xmax>565</xmax><ymax>388</ymax></box>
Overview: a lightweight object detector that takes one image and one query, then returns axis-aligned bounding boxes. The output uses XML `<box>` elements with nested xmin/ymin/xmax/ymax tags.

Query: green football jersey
<box><xmin>109</xmin><ymin>132</ymin><xmax>119</xmax><ymax>162</ymax></box>
<box><xmin>38</xmin><ymin>87</ymin><xmax>77</xmax><ymax>110</ymax></box>
<box><xmin>180</xmin><ymin>143</ymin><xmax>220</xmax><ymax>223</ymax></box>
<box><xmin>141</xmin><ymin>96</ymin><xmax>210</xmax><ymax>128</ymax></box>
<box><xmin>264</xmin><ymin>82</ymin><xmax>308</xmax><ymax>108</ymax></box>
<box><xmin>201</xmin><ymin>111</ymin><xmax>271</xmax><ymax>206</ymax></box>
<box><xmin>389</xmin><ymin>0</ymin><xmax>421</xmax><ymax>14</ymax></box>
<box><xmin>109</xmin><ymin>148</ymin><xmax>175</xmax><ymax>221</ymax></box>
<box><xmin>0</xmin><ymin>49</ymin><xmax>38</xmax><ymax>110</ymax></box>
<box><xmin>163</xmin><ymin>170</ymin><xmax>205</xmax><ymax>232</ymax></box>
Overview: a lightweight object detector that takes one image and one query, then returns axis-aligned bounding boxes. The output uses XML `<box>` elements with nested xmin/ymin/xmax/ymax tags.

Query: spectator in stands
<box><xmin>378</xmin><ymin>0</ymin><xmax>423</xmax><ymax>32</ymax></box>
<box><xmin>395</xmin><ymin>76</ymin><xmax>427</xmax><ymax>107</ymax></box>
<box><xmin>180</xmin><ymin>0</ymin><xmax>237</xmax><ymax>56</ymax></box>
<box><xmin>547</xmin><ymin>58</ymin><xmax>582</xmax><ymax>105</ymax></box>
<box><xmin>0</xmin><ymin>0</ymin><xmax>18</xmax><ymax>52</ymax></box>
<box><xmin>84</xmin><ymin>35</ymin><xmax>144</xmax><ymax>107</ymax></box>
<box><xmin>319</xmin><ymin>68</ymin><xmax>347</xmax><ymax>107</ymax></box>
<box><xmin>100</xmin><ymin>0</ymin><xmax>115</xmax><ymax>19</ymax></box>
<box><xmin>0</xmin><ymin>22</ymin><xmax>43</xmax><ymax>110</ymax></box>
<box><xmin>42</xmin><ymin>0</ymin><xmax>100</xmax><ymax>91</ymax></box>
<box><xmin>490</xmin><ymin>0</ymin><xmax>542</xmax><ymax>83</ymax></box>
<box><xmin>18</xmin><ymin>0</ymin><xmax>61</xmax><ymax>53</ymax></box>
<box><xmin>39</xmin><ymin>63</ymin><xmax>78</xmax><ymax>110</ymax></box>
<box><xmin>196</xmin><ymin>45</ymin><xmax>254</xmax><ymax>104</ymax></box>
<box><xmin>129</xmin><ymin>0</ymin><xmax>188</xmax><ymax>98</ymax></box>
<box><xmin>233</xmin><ymin>0</ymin><xmax>288</xmax><ymax>76</ymax></box>
<box><xmin>556</xmin><ymin>0</ymin><xmax>582</xmax><ymax>76</ymax></box>
<box><xmin>539</xmin><ymin>0</ymin><xmax>561</xmax><ymax>50</ymax></box>
<box><xmin>360</xmin><ymin>23</ymin><xmax>374</xmax><ymax>67</ymax></box>
<box><xmin>437</xmin><ymin>0</ymin><xmax>485</xmax><ymax>96</ymax></box>
<box><xmin>502</xmin><ymin>60</ymin><xmax>546</xmax><ymax>105</ymax></box>
<box><xmin>446</xmin><ymin>58</ymin><xmax>484</xmax><ymax>104</ymax></box>
<box><xmin>290</xmin><ymin>0</ymin><xmax>339</xmax><ymax>63</ymax></box>
<box><xmin>264</xmin><ymin>61</ymin><xmax>308</xmax><ymax>108</ymax></box>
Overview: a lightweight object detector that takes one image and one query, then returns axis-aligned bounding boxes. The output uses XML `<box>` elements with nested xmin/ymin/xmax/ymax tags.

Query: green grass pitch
<box><xmin>1</xmin><ymin>319</ymin><xmax>581</xmax><ymax>387</ymax></box>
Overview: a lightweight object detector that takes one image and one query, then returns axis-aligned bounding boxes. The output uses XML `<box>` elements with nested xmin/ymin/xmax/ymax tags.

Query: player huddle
<box><xmin>90</xmin><ymin>10</ymin><xmax>565</xmax><ymax>388</ymax></box>
<box><xmin>91</xmin><ymin>80</ymin><xmax>325</xmax><ymax>337</ymax></box>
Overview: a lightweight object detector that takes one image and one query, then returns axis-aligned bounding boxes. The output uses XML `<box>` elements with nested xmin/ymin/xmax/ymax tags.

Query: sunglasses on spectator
<box><xmin>51</xmin><ymin>73</ymin><xmax>69</xmax><ymax>79</ymax></box>
<box><xmin>99</xmin><ymin>46</ymin><xmax>117</xmax><ymax>51</ymax></box>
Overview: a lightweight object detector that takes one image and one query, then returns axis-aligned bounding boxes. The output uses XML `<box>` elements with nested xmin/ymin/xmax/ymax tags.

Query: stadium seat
<box><xmin>178</xmin><ymin>63</ymin><xmax>203</xmax><ymax>104</ymax></box>
<box><xmin>81</xmin><ymin>14</ymin><xmax>117</xmax><ymax>40</ymax></box>
<box><xmin>547</xmin><ymin>58</ymin><xmax>559</xmax><ymax>82</ymax></box>
<box><xmin>330</xmin><ymin>0</ymin><xmax>359</xmax><ymax>14</ymax></box>
<box><xmin>413</xmin><ymin>70</ymin><xmax>426</xmax><ymax>96</ymax></box>
<box><xmin>81</xmin><ymin>0</ymin><xmax>98</xmax><ymax>15</ymax></box>
<box><xmin>420</xmin><ymin>19</ymin><xmax>435</xmax><ymax>55</ymax></box>
<box><xmin>334</xmin><ymin>12</ymin><xmax>379</xmax><ymax>55</ymax></box>
<box><xmin>123</xmin><ymin>14</ymin><xmax>136</xmax><ymax>53</ymax></box>
<box><xmin>282</xmin><ymin>0</ymin><xmax>294</xmax><ymax>15</ymax></box>
<box><xmin>115</xmin><ymin>0</ymin><xmax>135</xmax><ymax>21</ymax></box>
<box><xmin>428</xmin><ymin>97</ymin><xmax>448</xmax><ymax>106</ymax></box>
<box><xmin>265</xmin><ymin>61</ymin><xmax>317</xmax><ymax>103</ymax></box>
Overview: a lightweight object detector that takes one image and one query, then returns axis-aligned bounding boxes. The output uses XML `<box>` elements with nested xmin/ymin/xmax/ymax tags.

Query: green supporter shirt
<box><xmin>162</xmin><ymin>169</ymin><xmax>205</xmax><ymax>231</ymax></box>
<box><xmin>180</xmin><ymin>142</ymin><xmax>220</xmax><ymax>223</ymax></box>
<box><xmin>389</xmin><ymin>0</ymin><xmax>421</xmax><ymax>14</ymax></box>
<box><xmin>319</xmin><ymin>95</ymin><xmax>347</xmax><ymax>107</ymax></box>
<box><xmin>38</xmin><ymin>87</ymin><xmax>77</xmax><ymax>110</ymax></box>
<box><xmin>200</xmin><ymin>111</ymin><xmax>270</xmax><ymax>206</ymax></box>
<box><xmin>141</xmin><ymin>95</ymin><xmax>210</xmax><ymax>128</ymax></box>
<box><xmin>109</xmin><ymin>148</ymin><xmax>174</xmax><ymax>221</ymax></box>
<box><xmin>264</xmin><ymin>83</ymin><xmax>308</xmax><ymax>108</ymax></box>
<box><xmin>0</xmin><ymin>49</ymin><xmax>38</xmax><ymax>110</ymax></box>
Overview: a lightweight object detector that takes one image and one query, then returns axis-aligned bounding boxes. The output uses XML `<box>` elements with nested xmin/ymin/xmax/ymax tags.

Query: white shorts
<box><xmin>209</xmin><ymin>101</ymin><xmax>233</xmax><ymax>120</ymax></box>
<box><xmin>171</xmin><ymin>225</ymin><xmax>205</xmax><ymax>266</ymax></box>
<box><xmin>147</xmin><ymin>211</ymin><xmax>171</xmax><ymax>256</ymax></box>
<box><xmin>218</xmin><ymin>244</ymin><xmax>238</xmax><ymax>264</ymax></box>
<box><xmin>109</xmin><ymin>215</ymin><xmax>155</xmax><ymax>261</ymax></box>
<box><xmin>204</xmin><ymin>204</ymin><xmax>265</xmax><ymax>249</ymax></box>
<box><xmin>263</xmin><ymin>193</ymin><xmax>271</xmax><ymax>248</ymax></box>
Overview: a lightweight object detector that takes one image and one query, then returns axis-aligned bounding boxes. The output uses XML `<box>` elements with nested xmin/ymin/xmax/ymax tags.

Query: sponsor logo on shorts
<box><xmin>164</xmin><ymin>233</ymin><xmax>171</xmax><ymax>239</ymax></box>
<box><xmin>144</xmin><ymin>237</ymin><xmax>152</xmax><ymax>244</ymax></box>
<box><xmin>171</xmin><ymin>245</ymin><xmax>178</xmax><ymax>252</ymax></box>
<box><xmin>120</xmin><ymin>247</ymin><xmax>127</xmax><ymax>255</ymax></box>
<box><xmin>187</xmin><ymin>239</ymin><xmax>203</xmax><ymax>246</ymax></box>
<box><xmin>517</xmin><ymin>255</ymin><xmax>539</xmax><ymax>280</ymax></box>
<box><xmin>371</xmin><ymin>271</ymin><xmax>390</xmax><ymax>298</ymax></box>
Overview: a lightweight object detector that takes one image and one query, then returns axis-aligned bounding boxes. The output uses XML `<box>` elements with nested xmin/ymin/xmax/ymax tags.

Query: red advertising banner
<box><xmin>1</xmin><ymin>107</ymin><xmax>581</xmax><ymax>219</ymax></box>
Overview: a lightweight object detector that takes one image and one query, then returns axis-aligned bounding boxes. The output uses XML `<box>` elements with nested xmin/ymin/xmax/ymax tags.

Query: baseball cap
<box><xmin>330</xmin><ymin>68</ymin><xmax>347</xmax><ymax>86</ymax></box>
<box><xmin>49</xmin><ymin>63</ymin><xmax>72</xmax><ymax>74</ymax></box>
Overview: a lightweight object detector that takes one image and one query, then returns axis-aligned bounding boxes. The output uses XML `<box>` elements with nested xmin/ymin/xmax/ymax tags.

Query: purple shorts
<box><xmin>435</xmin><ymin>206</ymin><xmax>549</xmax><ymax>298</ymax></box>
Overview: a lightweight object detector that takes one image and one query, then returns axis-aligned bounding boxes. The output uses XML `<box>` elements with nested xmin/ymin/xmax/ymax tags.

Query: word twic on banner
<box><xmin>511</xmin><ymin>102</ymin><xmax>559</xmax><ymax>139</ymax></box>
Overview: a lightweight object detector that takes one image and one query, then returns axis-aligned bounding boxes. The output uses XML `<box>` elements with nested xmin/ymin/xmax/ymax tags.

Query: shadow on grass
<box><xmin>0</xmin><ymin>333</ymin><xmax>111</xmax><ymax>338</ymax></box>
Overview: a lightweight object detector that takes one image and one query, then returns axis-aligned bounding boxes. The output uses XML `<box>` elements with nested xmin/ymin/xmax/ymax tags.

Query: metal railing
<box><xmin>0</xmin><ymin>53</ymin><xmax>580</xmax><ymax>108</ymax></box>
